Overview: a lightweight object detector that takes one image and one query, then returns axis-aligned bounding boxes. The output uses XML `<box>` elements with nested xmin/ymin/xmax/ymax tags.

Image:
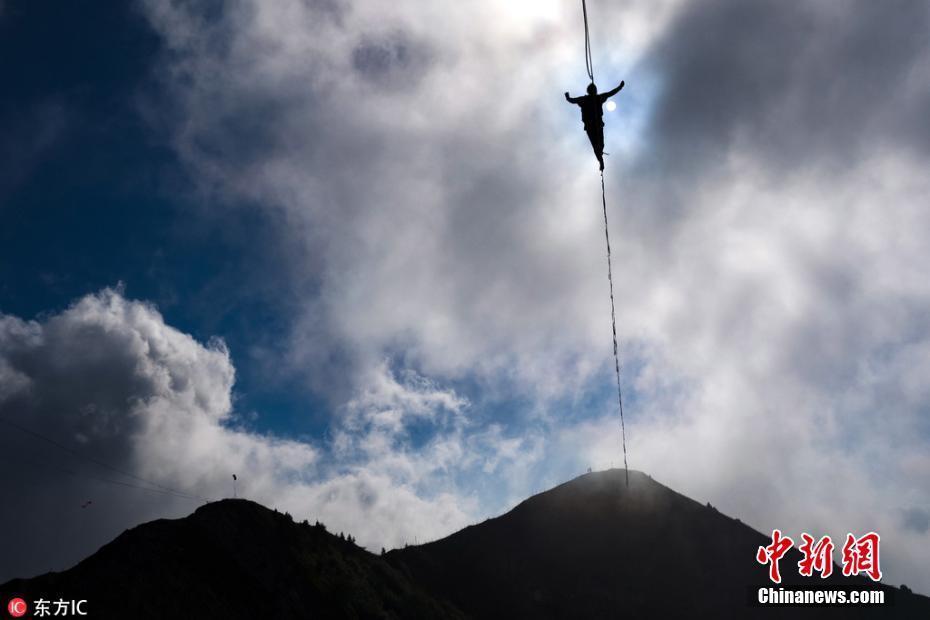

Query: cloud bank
<box><xmin>0</xmin><ymin>289</ymin><xmax>543</xmax><ymax>581</ymax></box>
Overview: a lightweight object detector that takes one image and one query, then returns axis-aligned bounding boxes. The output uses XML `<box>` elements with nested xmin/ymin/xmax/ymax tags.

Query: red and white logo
<box><xmin>7</xmin><ymin>598</ymin><xmax>27</xmax><ymax>618</ymax></box>
<box><xmin>757</xmin><ymin>530</ymin><xmax>882</xmax><ymax>583</ymax></box>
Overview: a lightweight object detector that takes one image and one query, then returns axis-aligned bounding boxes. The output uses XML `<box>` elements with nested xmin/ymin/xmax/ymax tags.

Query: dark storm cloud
<box><xmin>643</xmin><ymin>0</ymin><xmax>930</xmax><ymax>173</ymax></box>
<box><xmin>626</xmin><ymin>0</ymin><xmax>930</xmax><ymax>392</ymax></box>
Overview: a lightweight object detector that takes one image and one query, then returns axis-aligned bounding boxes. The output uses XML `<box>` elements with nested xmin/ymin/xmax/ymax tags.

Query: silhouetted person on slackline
<box><xmin>565</xmin><ymin>80</ymin><xmax>624</xmax><ymax>170</ymax></box>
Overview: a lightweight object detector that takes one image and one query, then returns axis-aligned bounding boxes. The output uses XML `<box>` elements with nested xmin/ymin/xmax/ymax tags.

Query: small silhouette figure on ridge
<box><xmin>565</xmin><ymin>80</ymin><xmax>624</xmax><ymax>170</ymax></box>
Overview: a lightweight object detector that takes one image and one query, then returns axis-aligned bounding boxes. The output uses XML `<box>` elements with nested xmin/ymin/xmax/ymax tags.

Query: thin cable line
<box><xmin>0</xmin><ymin>417</ymin><xmax>208</xmax><ymax>502</ymax></box>
<box><xmin>582</xmin><ymin>0</ymin><xmax>595</xmax><ymax>81</ymax></box>
<box><xmin>600</xmin><ymin>170</ymin><xmax>629</xmax><ymax>486</ymax></box>
<box><xmin>0</xmin><ymin>451</ymin><xmax>204</xmax><ymax>502</ymax></box>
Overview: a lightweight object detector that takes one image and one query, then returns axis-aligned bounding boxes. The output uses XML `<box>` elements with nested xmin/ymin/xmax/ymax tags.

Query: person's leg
<box><xmin>587</xmin><ymin>127</ymin><xmax>605</xmax><ymax>170</ymax></box>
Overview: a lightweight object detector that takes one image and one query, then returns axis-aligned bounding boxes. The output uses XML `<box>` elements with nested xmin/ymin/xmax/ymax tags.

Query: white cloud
<box><xmin>139</xmin><ymin>0</ymin><xmax>680</xmax><ymax>402</ymax></box>
<box><xmin>0</xmin><ymin>289</ymin><xmax>546</xmax><ymax>580</ymax></box>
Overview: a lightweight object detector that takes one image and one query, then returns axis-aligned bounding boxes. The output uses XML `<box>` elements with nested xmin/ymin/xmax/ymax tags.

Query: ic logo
<box><xmin>7</xmin><ymin>598</ymin><xmax>27</xmax><ymax>618</ymax></box>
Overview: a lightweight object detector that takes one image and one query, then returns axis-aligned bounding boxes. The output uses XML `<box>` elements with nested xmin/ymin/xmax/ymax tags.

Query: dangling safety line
<box><xmin>600</xmin><ymin>170</ymin><xmax>629</xmax><ymax>487</ymax></box>
<box><xmin>582</xmin><ymin>0</ymin><xmax>595</xmax><ymax>82</ymax></box>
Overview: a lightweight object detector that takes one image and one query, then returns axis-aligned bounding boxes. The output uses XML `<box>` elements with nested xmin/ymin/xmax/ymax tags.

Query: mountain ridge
<box><xmin>4</xmin><ymin>469</ymin><xmax>927</xmax><ymax>618</ymax></box>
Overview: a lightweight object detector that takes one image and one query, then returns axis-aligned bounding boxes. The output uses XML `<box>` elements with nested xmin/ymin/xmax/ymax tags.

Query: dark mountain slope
<box><xmin>4</xmin><ymin>471</ymin><xmax>928</xmax><ymax>619</ymax></box>
<box><xmin>1</xmin><ymin>499</ymin><xmax>464</xmax><ymax>619</ymax></box>
<box><xmin>388</xmin><ymin>469</ymin><xmax>929</xmax><ymax>619</ymax></box>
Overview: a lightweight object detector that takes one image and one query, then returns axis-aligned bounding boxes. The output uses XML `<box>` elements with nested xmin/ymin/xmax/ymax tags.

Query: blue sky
<box><xmin>2</xmin><ymin>0</ymin><xmax>929</xmax><ymax>593</ymax></box>
<box><xmin>0</xmin><ymin>0</ymin><xmax>331</xmax><ymax>440</ymax></box>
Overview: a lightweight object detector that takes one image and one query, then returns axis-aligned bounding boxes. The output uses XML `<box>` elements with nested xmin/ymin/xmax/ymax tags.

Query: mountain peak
<box><xmin>388</xmin><ymin>468</ymin><xmax>928</xmax><ymax>618</ymax></box>
<box><xmin>517</xmin><ymin>468</ymin><xmax>677</xmax><ymax>508</ymax></box>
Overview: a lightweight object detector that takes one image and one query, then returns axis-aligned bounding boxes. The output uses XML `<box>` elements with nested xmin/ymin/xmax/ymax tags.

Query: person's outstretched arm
<box><xmin>601</xmin><ymin>80</ymin><xmax>625</xmax><ymax>100</ymax></box>
<box><xmin>565</xmin><ymin>91</ymin><xmax>581</xmax><ymax>104</ymax></box>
